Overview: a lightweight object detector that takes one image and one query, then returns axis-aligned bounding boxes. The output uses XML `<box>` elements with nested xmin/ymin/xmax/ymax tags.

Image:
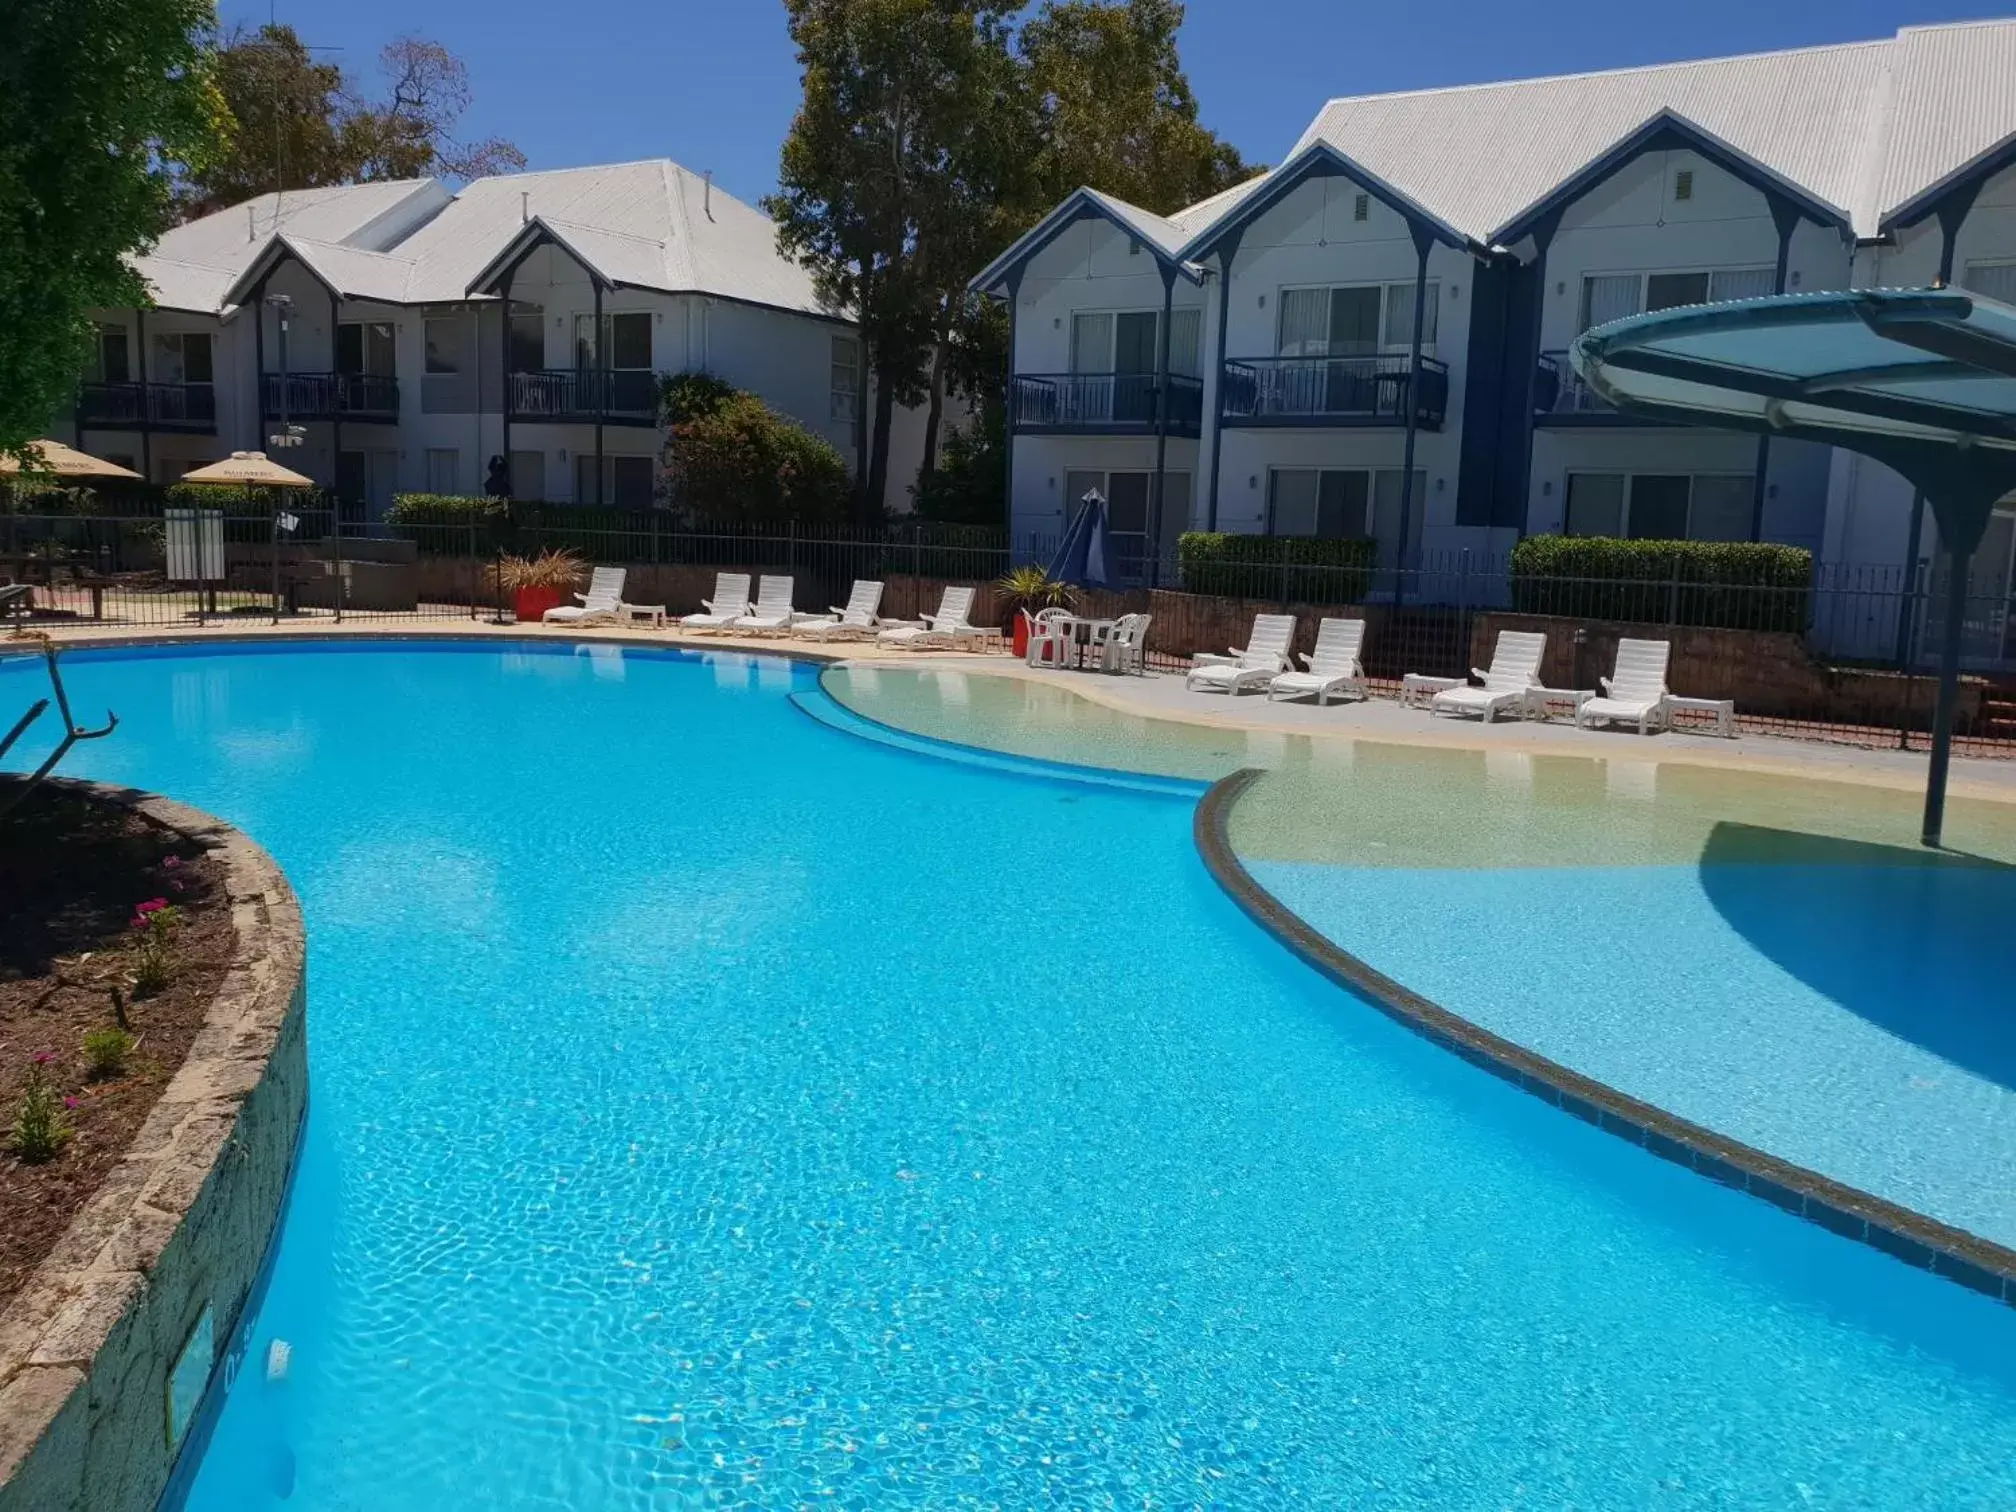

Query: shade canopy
<box><xmin>1572</xmin><ymin>287</ymin><xmax>2016</xmax><ymax>849</ymax></box>
<box><xmin>1046</xmin><ymin>490</ymin><xmax>1115</xmax><ymax>590</ymax></box>
<box><xmin>176</xmin><ymin>451</ymin><xmax>316</xmax><ymax>489</ymax></box>
<box><xmin>0</xmin><ymin>439</ymin><xmax>143</xmax><ymax>480</ymax></box>
<box><xmin>1571</xmin><ymin>288</ymin><xmax>2016</xmax><ymax>554</ymax></box>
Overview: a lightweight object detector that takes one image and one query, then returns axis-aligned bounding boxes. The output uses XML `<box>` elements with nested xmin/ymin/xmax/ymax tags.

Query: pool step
<box><xmin>1981</xmin><ymin>678</ymin><xmax>2016</xmax><ymax>741</ymax></box>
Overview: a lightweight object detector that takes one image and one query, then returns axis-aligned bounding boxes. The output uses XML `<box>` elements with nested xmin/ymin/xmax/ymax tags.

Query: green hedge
<box><xmin>1509</xmin><ymin>535</ymin><xmax>1812</xmax><ymax>632</ymax></box>
<box><xmin>1176</xmin><ymin>533</ymin><xmax>1378</xmax><ymax>603</ymax></box>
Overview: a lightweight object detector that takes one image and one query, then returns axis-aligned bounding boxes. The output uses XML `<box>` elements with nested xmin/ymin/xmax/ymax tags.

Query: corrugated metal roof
<box><xmin>1872</xmin><ymin>20</ymin><xmax>2016</xmax><ymax>229</ymax></box>
<box><xmin>140</xmin><ymin>159</ymin><xmax>834</xmax><ymax>319</ymax></box>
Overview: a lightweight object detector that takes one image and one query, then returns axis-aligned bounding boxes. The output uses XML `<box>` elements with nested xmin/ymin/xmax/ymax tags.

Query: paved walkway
<box><xmin>14</xmin><ymin>616</ymin><xmax>2015</xmax><ymax>804</ymax></box>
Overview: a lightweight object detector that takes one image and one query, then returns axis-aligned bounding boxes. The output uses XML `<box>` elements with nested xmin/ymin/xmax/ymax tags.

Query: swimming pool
<box><xmin>11</xmin><ymin>641</ymin><xmax>2016</xmax><ymax>1509</ymax></box>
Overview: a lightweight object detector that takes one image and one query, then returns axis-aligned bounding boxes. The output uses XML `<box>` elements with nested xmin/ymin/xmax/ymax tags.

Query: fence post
<box><xmin>912</xmin><ymin>522</ymin><xmax>921</xmax><ymax>584</ymax></box>
<box><xmin>468</xmin><ymin>509</ymin><xmax>478</xmax><ymax>620</ymax></box>
<box><xmin>330</xmin><ymin>516</ymin><xmax>343</xmax><ymax>624</ymax></box>
<box><xmin>1665</xmin><ymin>557</ymin><xmax>1680</xmax><ymax>626</ymax></box>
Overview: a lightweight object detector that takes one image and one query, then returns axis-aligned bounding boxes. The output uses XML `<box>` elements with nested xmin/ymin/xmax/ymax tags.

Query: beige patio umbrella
<box><xmin>176</xmin><ymin>451</ymin><xmax>315</xmax><ymax>489</ymax></box>
<box><xmin>0</xmin><ymin>439</ymin><xmax>143</xmax><ymax>480</ymax></box>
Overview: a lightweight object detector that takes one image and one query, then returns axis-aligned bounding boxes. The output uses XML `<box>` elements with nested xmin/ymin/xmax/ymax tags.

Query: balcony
<box><xmin>1009</xmin><ymin>372</ymin><xmax>1203</xmax><ymax>437</ymax></box>
<box><xmin>1532</xmin><ymin>352</ymin><xmax>1669</xmax><ymax>427</ymax></box>
<box><xmin>508</xmin><ymin>368</ymin><xmax>660</xmax><ymax>425</ymax></box>
<box><xmin>76</xmin><ymin>381</ymin><xmax>216</xmax><ymax>433</ymax></box>
<box><xmin>261</xmin><ymin>372</ymin><xmax>400</xmax><ymax>422</ymax></box>
<box><xmin>1219</xmin><ymin>355</ymin><xmax>1448</xmax><ymax>429</ymax></box>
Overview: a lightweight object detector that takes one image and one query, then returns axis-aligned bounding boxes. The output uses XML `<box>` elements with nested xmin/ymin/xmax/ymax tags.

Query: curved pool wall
<box><xmin>7</xmin><ymin>639</ymin><xmax>2016</xmax><ymax>1509</ymax></box>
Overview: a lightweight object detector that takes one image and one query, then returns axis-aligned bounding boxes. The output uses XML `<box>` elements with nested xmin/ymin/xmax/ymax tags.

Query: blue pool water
<box><xmin>10</xmin><ymin>641</ymin><xmax>2016</xmax><ymax>1509</ymax></box>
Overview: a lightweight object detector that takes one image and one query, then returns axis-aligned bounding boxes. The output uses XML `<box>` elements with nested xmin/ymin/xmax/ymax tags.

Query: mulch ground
<box><xmin>0</xmin><ymin>788</ymin><xmax>235</xmax><ymax>1309</ymax></box>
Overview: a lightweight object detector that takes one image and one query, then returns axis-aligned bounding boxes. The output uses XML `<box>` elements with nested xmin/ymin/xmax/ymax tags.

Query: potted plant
<box><xmin>498</xmin><ymin>548</ymin><xmax>586</xmax><ymax>624</ymax></box>
<box><xmin>995</xmin><ymin>565</ymin><xmax>1073</xmax><ymax>658</ymax></box>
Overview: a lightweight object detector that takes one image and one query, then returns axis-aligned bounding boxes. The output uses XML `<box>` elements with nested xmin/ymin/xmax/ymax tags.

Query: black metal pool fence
<box><xmin>2</xmin><ymin>507</ymin><xmax>2010</xmax><ymax>753</ymax></box>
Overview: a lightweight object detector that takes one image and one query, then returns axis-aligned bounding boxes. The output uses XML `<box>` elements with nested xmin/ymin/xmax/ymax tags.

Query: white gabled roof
<box><xmin>135</xmin><ymin>179</ymin><xmax>447</xmax><ymax>311</ymax></box>
<box><xmin>141</xmin><ymin>159</ymin><xmax>837</xmax><ymax>320</ymax></box>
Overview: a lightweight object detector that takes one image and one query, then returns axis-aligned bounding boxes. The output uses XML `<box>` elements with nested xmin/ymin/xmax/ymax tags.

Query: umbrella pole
<box><xmin>1921</xmin><ymin>540</ymin><xmax>1972</xmax><ymax>848</ymax></box>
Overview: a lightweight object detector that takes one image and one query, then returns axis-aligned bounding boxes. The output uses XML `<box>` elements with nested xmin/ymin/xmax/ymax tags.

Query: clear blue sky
<box><xmin>224</xmin><ymin>0</ymin><xmax>2012</xmax><ymax>208</ymax></box>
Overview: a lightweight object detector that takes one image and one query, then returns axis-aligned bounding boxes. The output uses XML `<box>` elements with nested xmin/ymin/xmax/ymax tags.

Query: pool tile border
<box><xmin>1194</xmin><ymin>767</ymin><xmax>2016</xmax><ymax>1309</ymax></box>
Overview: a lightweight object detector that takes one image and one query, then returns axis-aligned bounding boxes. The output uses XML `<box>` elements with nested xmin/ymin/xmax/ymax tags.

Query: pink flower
<box><xmin>32</xmin><ymin>1052</ymin><xmax>54</xmax><ymax>1065</ymax></box>
<box><xmin>130</xmin><ymin>916</ymin><xmax>149</xmax><ymax>931</ymax></box>
<box><xmin>162</xmin><ymin>856</ymin><xmax>182</xmax><ymax>870</ymax></box>
<box><xmin>62</xmin><ymin>1097</ymin><xmax>78</xmax><ymax>1111</ymax></box>
<box><xmin>136</xmin><ymin>898</ymin><xmax>169</xmax><ymax>916</ymax></box>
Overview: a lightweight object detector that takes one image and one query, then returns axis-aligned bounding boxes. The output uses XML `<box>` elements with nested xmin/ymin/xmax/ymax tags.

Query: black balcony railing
<box><xmin>261</xmin><ymin>372</ymin><xmax>400</xmax><ymax>421</ymax></box>
<box><xmin>1533</xmin><ymin>351</ymin><xmax>1634</xmax><ymax>421</ymax></box>
<box><xmin>509</xmin><ymin>368</ymin><xmax>661</xmax><ymax>422</ymax></box>
<box><xmin>1009</xmin><ymin>372</ymin><xmax>1203</xmax><ymax>435</ymax></box>
<box><xmin>76</xmin><ymin>381</ymin><xmax>217</xmax><ymax>432</ymax></box>
<box><xmin>1219</xmin><ymin>354</ymin><xmax>1449</xmax><ymax>428</ymax></box>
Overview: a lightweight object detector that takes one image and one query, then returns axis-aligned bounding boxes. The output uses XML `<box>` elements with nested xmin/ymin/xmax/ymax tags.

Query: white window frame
<box><xmin>425</xmin><ymin>448</ymin><xmax>460</xmax><ymax>495</ymax></box>
<box><xmin>1274</xmin><ymin>282</ymin><xmax>1439</xmax><ymax>358</ymax></box>
<box><xmin>1265</xmin><ymin>467</ymin><xmax>1374</xmax><ymax>539</ymax></box>
<box><xmin>423</xmin><ymin>316</ymin><xmax>465</xmax><ymax>377</ymax></box>
<box><xmin>1578</xmin><ymin>266</ymin><xmax>1777</xmax><ymax>331</ymax></box>
<box><xmin>1066</xmin><ymin>307</ymin><xmax>1195</xmax><ymax>373</ymax></box>
<box><xmin>830</xmin><ymin>334</ymin><xmax>860</xmax><ymax>422</ymax></box>
<box><xmin>1562</xmin><ymin>470</ymin><xmax>1756</xmax><ymax>541</ymax></box>
<box><xmin>150</xmin><ymin>330</ymin><xmax>213</xmax><ymax>386</ymax></box>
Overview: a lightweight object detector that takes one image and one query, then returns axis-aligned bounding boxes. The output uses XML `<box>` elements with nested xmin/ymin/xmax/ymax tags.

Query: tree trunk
<box><xmin>918</xmin><ymin>299</ymin><xmax>952</xmax><ymax>490</ymax></box>
<box><xmin>867</xmin><ymin>362</ymin><xmax>898</xmax><ymax>524</ymax></box>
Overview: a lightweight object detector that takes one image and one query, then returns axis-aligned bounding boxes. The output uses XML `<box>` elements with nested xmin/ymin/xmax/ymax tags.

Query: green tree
<box><xmin>769</xmin><ymin>0</ymin><xmax>1022</xmax><ymax>524</ymax></box>
<box><xmin>663</xmin><ymin>382</ymin><xmax>852</xmax><ymax>528</ymax></box>
<box><xmin>1021</xmin><ymin>0</ymin><xmax>1254</xmax><ymax>214</ymax></box>
<box><xmin>0</xmin><ymin>0</ymin><xmax>225</xmax><ymax>454</ymax></box>
<box><xmin>179</xmin><ymin>25</ymin><xmax>523</xmax><ymax>218</ymax></box>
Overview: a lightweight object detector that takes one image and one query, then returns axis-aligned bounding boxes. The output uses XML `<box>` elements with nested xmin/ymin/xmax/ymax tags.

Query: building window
<box><xmin>1352</xmin><ymin>192</ymin><xmax>1370</xmax><ymax>222</ymax></box>
<box><xmin>336</xmin><ymin>321</ymin><xmax>396</xmax><ymax>377</ymax></box>
<box><xmin>508</xmin><ymin>302</ymin><xmax>544</xmax><ymax>373</ymax></box>
<box><xmin>151</xmin><ymin>331</ymin><xmax>213</xmax><ymax>386</ymax></box>
<box><xmin>1061</xmin><ymin>468</ymin><xmax>1191</xmax><ymax>576</ymax></box>
<box><xmin>1565</xmin><ymin>472</ymin><xmax>1753</xmax><ymax>541</ymax></box>
<box><xmin>424</xmin><ymin>316</ymin><xmax>464</xmax><ymax>375</ymax></box>
<box><xmin>1579</xmin><ymin>267</ymin><xmax>1778</xmax><ymax>331</ymax></box>
<box><xmin>90</xmin><ymin>325</ymin><xmax>131</xmax><ymax>384</ymax></box>
<box><xmin>1277</xmin><ymin>284</ymin><xmax>1437</xmax><ymax>357</ymax></box>
<box><xmin>571</xmin><ymin>453</ymin><xmax>656</xmax><ymax>507</ymax></box>
<box><xmin>605</xmin><ymin>312</ymin><xmax>652</xmax><ymax>370</ymax></box>
<box><xmin>425</xmin><ymin>448</ymin><xmax>459</xmax><ymax>494</ymax></box>
<box><xmin>1063</xmin><ymin>309</ymin><xmax>1201</xmax><ymax>375</ymax></box>
<box><xmin>1673</xmin><ymin>169</ymin><xmax>1694</xmax><ymax>202</ymax></box>
<box><xmin>1963</xmin><ymin>261</ymin><xmax>2016</xmax><ymax>304</ymax></box>
<box><xmin>1268</xmin><ymin>469</ymin><xmax>1371</xmax><ymax>538</ymax></box>
<box><xmin>830</xmin><ymin>334</ymin><xmax>860</xmax><ymax>422</ymax></box>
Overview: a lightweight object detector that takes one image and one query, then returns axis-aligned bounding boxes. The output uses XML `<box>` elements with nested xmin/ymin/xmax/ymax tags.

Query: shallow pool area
<box><xmin>9</xmin><ymin>641</ymin><xmax>2016</xmax><ymax>1509</ymax></box>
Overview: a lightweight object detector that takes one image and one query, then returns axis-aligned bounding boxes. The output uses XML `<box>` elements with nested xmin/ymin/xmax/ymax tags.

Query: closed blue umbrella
<box><xmin>1045</xmin><ymin>489</ymin><xmax>1115</xmax><ymax>589</ymax></box>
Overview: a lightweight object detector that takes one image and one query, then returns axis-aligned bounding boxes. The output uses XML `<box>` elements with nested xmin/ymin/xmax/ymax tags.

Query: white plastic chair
<box><xmin>1576</xmin><ymin>638</ymin><xmax>1672</xmax><ymax>734</ymax></box>
<box><xmin>731</xmin><ymin>575</ymin><xmax>797</xmax><ymax>632</ymax></box>
<box><xmin>1101</xmin><ymin>612</ymin><xmax>1152</xmax><ymax>675</ymax></box>
<box><xmin>794</xmin><ymin>580</ymin><xmax>884</xmax><ymax>640</ymax></box>
<box><xmin>1429</xmin><ymin>630</ymin><xmax>1547</xmax><ymax>722</ymax></box>
<box><xmin>680</xmin><ymin>572</ymin><xmax>752</xmax><ymax>630</ymax></box>
<box><xmin>542</xmin><ymin>565</ymin><xmax>628</xmax><ymax>626</ymax></box>
<box><xmin>1268</xmin><ymin>617</ymin><xmax>1366</xmax><ymax>704</ymax></box>
<box><xmin>1026</xmin><ymin>606</ymin><xmax>1075</xmax><ymax>668</ymax></box>
<box><xmin>1188</xmin><ymin>614</ymin><xmax>1296</xmax><ymax>695</ymax></box>
<box><xmin>877</xmin><ymin>585</ymin><xmax>985</xmax><ymax>648</ymax></box>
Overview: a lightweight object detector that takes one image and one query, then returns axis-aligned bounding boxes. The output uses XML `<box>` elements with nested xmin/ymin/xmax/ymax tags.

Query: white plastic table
<box><xmin>1401</xmin><ymin>673</ymin><xmax>1463</xmax><ymax>709</ymax></box>
<box><xmin>622</xmin><ymin>603</ymin><xmax>667</xmax><ymax>628</ymax></box>
<box><xmin>1661</xmin><ymin>694</ymin><xmax>1736</xmax><ymax>737</ymax></box>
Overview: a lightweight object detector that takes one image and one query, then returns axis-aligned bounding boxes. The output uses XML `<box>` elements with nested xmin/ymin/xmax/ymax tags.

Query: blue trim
<box><xmin>1490</xmin><ymin>112</ymin><xmax>1848</xmax><ymax>246</ymax></box>
<box><xmin>792</xmin><ymin>679</ymin><xmax>1210</xmax><ymax>798</ymax></box>
<box><xmin>1204</xmin><ymin>231</ymin><xmax>1242</xmax><ymax>532</ymax></box>
<box><xmin>1881</xmin><ymin>128</ymin><xmax>2016</xmax><ymax>236</ymax></box>
<box><xmin>970</xmin><ymin>192</ymin><xmax>1202</xmax><ymax>296</ymax></box>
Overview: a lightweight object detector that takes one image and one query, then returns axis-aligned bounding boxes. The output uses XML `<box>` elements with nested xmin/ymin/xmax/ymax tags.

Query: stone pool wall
<box><xmin>0</xmin><ymin>782</ymin><xmax>306</xmax><ymax>1512</ymax></box>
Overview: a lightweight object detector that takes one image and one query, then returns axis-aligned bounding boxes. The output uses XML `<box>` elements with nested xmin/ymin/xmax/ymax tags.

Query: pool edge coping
<box><xmin>1192</xmin><ymin>766</ymin><xmax>2016</xmax><ymax>1310</ymax></box>
<box><xmin>0</xmin><ymin>776</ymin><xmax>309</xmax><ymax>1512</ymax></box>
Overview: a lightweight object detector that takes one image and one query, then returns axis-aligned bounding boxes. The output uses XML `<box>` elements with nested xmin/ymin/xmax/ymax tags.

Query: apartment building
<box><xmin>54</xmin><ymin>160</ymin><xmax>915</xmax><ymax>516</ymax></box>
<box><xmin>975</xmin><ymin>18</ymin><xmax>2016</xmax><ymax>664</ymax></box>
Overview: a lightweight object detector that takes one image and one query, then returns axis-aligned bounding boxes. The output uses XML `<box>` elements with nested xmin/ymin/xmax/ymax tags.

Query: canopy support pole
<box><xmin>1922</xmin><ymin>539</ymin><xmax>1973</xmax><ymax>848</ymax></box>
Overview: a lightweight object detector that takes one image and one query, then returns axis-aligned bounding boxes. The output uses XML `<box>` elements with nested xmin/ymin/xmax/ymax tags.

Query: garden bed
<box><xmin>0</xmin><ymin>789</ymin><xmax>234</xmax><ymax>1309</ymax></box>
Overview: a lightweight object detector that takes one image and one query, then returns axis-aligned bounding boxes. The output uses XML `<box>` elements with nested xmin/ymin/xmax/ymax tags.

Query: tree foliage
<box><xmin>178</xmin><ymin>25</ymin><xmax>523</xmax><ymax>217</ymax></box>
<box><xmin>769</xmin><ymin>1</ymin><xmax>1253</xmax><ymax>528</ymax></box>
<box><xmin>661</xmin><ymin>377</ymin><xmax>852</xmax><ymax>528</ymax></box>
<box><xmin>0</xmin><ymin>0</ymin><xmax>226</xmax><ymax>454</ymax></box>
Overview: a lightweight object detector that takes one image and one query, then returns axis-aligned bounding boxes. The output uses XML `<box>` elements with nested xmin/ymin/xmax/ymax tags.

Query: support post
<box><xmin>593</xmin><ymin>280</ymin><xmax>605</xmax><ymax>507</ymax></box>
<box><xmin>1204</xmin><ymin>229</ymin><xmax>1242</xmax><ymax>533</ymax></box>
<box><xmin>135</xmin><ymin>307</ymin><xmax>152</xmax><ymax>482</ymax></box>
<box><xmin>1749</xmin><ymin>198</ymin><xmax>1802</xmax><ymax>541</ymax></box>
<box><xmin>329</xmin><ymin>289</ymin><xmax>343</xmax><ymax>529</ymax></box>
<box><xmin>1002</xmin><ymin>268</ymin><xmax>1022</xmax><ymax>552</ymax></box>
<box><xmin>1395</xmin><ymin>226</ymin><xmax>1433</xmax><ymax>604</ymax></box>
<box><xmin>1148</xmin><ymin>263</ymin><xmax>1176</xmax><ymax>588</ymax></box>
<box><xmin>1514</xmin><ymin>211</ymin><xmax>1564</xmax><ymax>541</ymax></box>
<box><xmin>500</xmin><ymin>266</ymin><xmax>514</xmax><ymax>499</ymax></box>
<box><xmin>1923</xmin><ymin>541</ymin><xmax>1972</xmax><ymax>847</ymax></box>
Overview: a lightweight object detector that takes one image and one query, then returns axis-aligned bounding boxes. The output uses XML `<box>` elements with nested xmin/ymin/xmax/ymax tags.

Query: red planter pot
<box><xmin>1010</xmin><ymin>611</ymin><xmax>1031</xmax><ymax>659</ymax></box>
<box><xmin>514</xmin><ymin>585</ymin><xmax>570</xmax><ymax>624</ymax></box>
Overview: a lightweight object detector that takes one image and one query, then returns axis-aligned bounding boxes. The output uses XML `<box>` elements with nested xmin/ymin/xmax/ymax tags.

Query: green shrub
<box><xmin>10</xmin><ymin>1056</ymin><xmax>71</xmax><ymax>1164</ymax></box>
<box><xmin>660</xmin><ymin>370</ymin><xmax>738</xmax><ymax>424</ymax></box>
<box><xmin>1508</xmin><ymin>535</ymin><xmax>1812</xmax><ymax>632</ymax></box>
<box><xmin>83</xmin><ymin>1027</ymin><xmax>135</xmax><ymax>1080</ymax></box>
<box><xmin>667</xmin><ymin>391</ymin><xmax>851</xmax><ymax>528</ymax></box>
<box><xmin>386</xmin><ymin>493</ymin><xmax>506</xmax><ymax>555</ymax></box>
<box><xmin>1176</xmin><ymin>533</ymin><xmax>1378</xmax><ymax>603</ymax></box>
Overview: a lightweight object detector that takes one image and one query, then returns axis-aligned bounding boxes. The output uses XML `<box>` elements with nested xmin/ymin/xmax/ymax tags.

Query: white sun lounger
<box><xmin>1268</xmin><ymin>616</ymin><xmax>1367</xmax><ymax>704</ymax></box>
<box><xmin>730</xmin><ymin>575</ymin><xmax>797</xmax><ymax>633</ymax></box>
<box><xmin>1429</xmin><ymin>630</ymin><xmax>1547</xmax><ymax>722</ymax></box>
<box><xmin>794</xmin><ymin>580</ymin><xmax>884</xmax><ymax>640</ymax></box>
<box><xmin>680</xmin><ymin>572</ymin><xmax>752</xmax><ymax>630</ymax></box>
<box><xmin>877</xmin><ymin>585</ymin><xmax>986</xmax><ymax>648</ymax></box>
<box><xmin>1187</xmin><ymin>613</ymin><xmax>1296</xmax><ymax>695</ymax></box>
<box><xmin>1575</xmin><ymin>638</ymin><xmax>1673</xmax><ymax>734</ymax></box>
<box><xmin>542</xmin><ymin>565</ymin><xmax>628</xmax><ymax>626</ymax></box>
